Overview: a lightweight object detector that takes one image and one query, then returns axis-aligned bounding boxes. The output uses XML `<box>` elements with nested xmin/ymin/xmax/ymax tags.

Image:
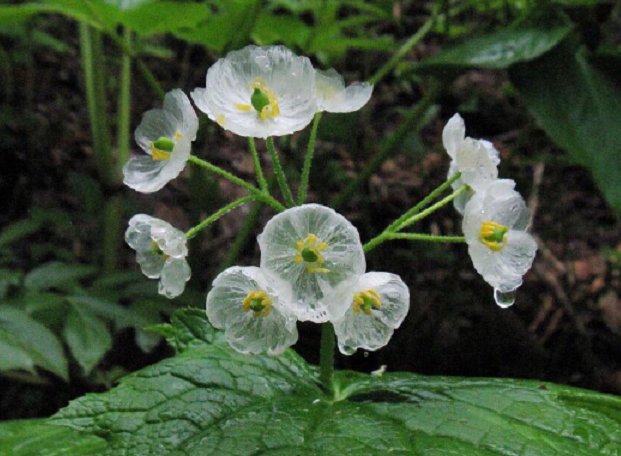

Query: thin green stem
<box><xmin>363</xmin><ymin>184</ymin><xmax>468</xmax><ymax>253</ymax></box>
<box><xmin>116</xmin><ymin>26</ymin><xmax>132</xmax><ymax>181</ymax></box>
<box><xmin>297</xmin><ymin>112</ymin><xmax>322</xmax><ymax>204</ymax></box>
<box><xmin>248</xmin><ymin>138</ymin><xmax>268</xmax><ymax>191</ymax></box>
<box><xmin>188</xmin><ymin>155</ymin><xmax>285</xmax><ymax>212</ymax></box>
<box><xmin>137</xmin><ymin>58</ymin><xmax>165</xmax><ymax>100</ymax></box>
<box><xmin>369</xmin><ymin>14</ymin><xmax>435</xmax><ymax>85</ymax></box>
<box><xmin>266</xmin><ymin>137</ymin><xmax>295</xmax><ymax>207</ymax></box>
<box><xmin>319</xmin><ymin>322</ymin><xmax>335</xmax><ymax>395</ymax></box>
<box><xmin>185</xmin><ymin>195</ymin><xmax>255</xmax><ymax>240</ymax></box>
<box><xmin>385</xmin><ymin>233</ymin><xmax>465</xmax><ymax>243</ymax></box>
<box><xmin>389</xmin><ymin>172</ymin><xmax>462</xmax><ymax>232</ymax></box>
<box><xmin>79</xmin><ymin>23</ymin><xmax>112</xmax><ymax>186</ymax></box>
<box><xmin>331</xmin><ymin>81</ymin><xmax>440</xmax><ymax>209</ymax></box>
<box><xmin>399</xmin><ymin>184</ymin><xmax>468</xmax><ymax>229</ymax></box>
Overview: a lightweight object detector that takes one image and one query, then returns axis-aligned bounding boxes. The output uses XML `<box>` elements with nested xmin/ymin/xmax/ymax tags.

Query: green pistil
<box><xmin>301</xmin><ymin>248</ymin><xmax>319</xmax><ymax>263</ymax></box>
<box><xmin>251</xmin><ymin>88</ymin><xmax>270</xmax><ymax>113</ymax></box>
<box><xmin>153</xmin><ymin>136</ymin><xmax>175</xmax><ymax>152</ymax></box>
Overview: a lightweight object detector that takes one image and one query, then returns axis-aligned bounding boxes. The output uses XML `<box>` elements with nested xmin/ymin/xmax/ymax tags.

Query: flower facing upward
<box><xmin>125</xmin><ymin>214</ymin><xmax>191</xmax><ymax>298</ymax></box>
<box><xmin>315</xmin><ymin>68</ymin><xmax>373</xmax><ymax>113</ymax></box>
<box><xmin>258</xmin><ymin>204</ymin><xmax>365</xmax><ymax>323</ymax></box>
<box><xmin>462</xmin><ymin>179</ymin><xmax>537</xmax><ymax>307</ymax></box>
<box><xmin>206</xmin><ymin>266</ymin><xmax>298</xmax><ymax>355</ymax></box>
<box><xmin>191</xmin><ymin>45</ymin><xmax>317</xmax><ymax>138</ymax></box>
<box><xmin>442</xmin><ymin>113</ymin><xmax>500</xmax><ymax>214</ymax></box>
<box><xmin>332</xmin><ymin>272</ymin><xmax>410</xmax><ymax>355</ymax></box>
<box><xmin>123</xmin><ymin>89</ymin><xmax>198</xmax><ymax>193</ymax></box>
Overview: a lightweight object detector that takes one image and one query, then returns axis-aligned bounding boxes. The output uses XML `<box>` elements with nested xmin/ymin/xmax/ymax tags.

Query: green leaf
<box><xmin>119</xmin><ymin>1</ymin><xmax>211</xmax><ymax>36</ymax></box>
<box><xmin>510</xmin><ymin>41</ymin><xmax>621</xmax><ymax>215</ymax></box>
<box><xmin>0</xmin><ymin>419</ymin><xmax>107</xmax><ymax>455</ymax></box>
<box><xmin>0</xmin><ymin>269</ymin><xmax>22</xmax><ymax>298</ymax></box>
<box><xmin>24</xmin><ymin>262</ymin><xmax>97</xmax><ymax>291</ymax></box>
<box><xmin>0</xmin><ymin>218</ymin><xmax>43</xmax><ymax>249</ymax></box>
<box><xmin>0</xmin><ymin>306</ymin><xmax>68</xmax><ymax>380</ymax></box>
<box><xmin>50</xmin><ymin>309</ymin><xmax>621</xmax><ymax>454</ymax></box>
<box><xmin>63</xmin><ymin>305</ymin><xmax>112</xmax><ymax>375</ymax></box>
<box><xmin>419</xmin><ymin>13</ymin><xmax>572</xmax><ymax>70</ymax></box>
<box><xmin>0</xmin><ymin>329</ymin><xmax>35</xmax><ymax>374</ymax></box>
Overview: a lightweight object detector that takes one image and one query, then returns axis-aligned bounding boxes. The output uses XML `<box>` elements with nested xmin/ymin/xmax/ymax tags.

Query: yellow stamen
<box><xmin>174</xmin><ymin>131</ymin><xmax>182</xmax><ymax>140</ymax></box>
<box><xmin>352</xmin><ymin>289</ymin><xmax>382</xmax><ymax>316</ymax></box>
<box><xmin>479</xmin><ymin>220</ymin><xmax>509</xmax><ymax>251</ymax></box>
<box><xmin>150</xmin><ymin>148</ymin><xmax>171</xmax><ymax>161</ymax></box>
<box><xmin>216</xmin><ymin>114</ymin><xmax>226</xmax><ymax>126</ymax></box>
<box><xmin>235</xmin><ymin>103</ymin><xmax>252</xmax><ymax>112</ymax></box>
<box><xmin>242</xmin><ymin>290</ymin><xmax>273</xmax><ymax>318</ymax></box>
<box><xmin>294</xmin><ymin>233</ymin><xmax>329</xmax><ymax>273</ymax></box>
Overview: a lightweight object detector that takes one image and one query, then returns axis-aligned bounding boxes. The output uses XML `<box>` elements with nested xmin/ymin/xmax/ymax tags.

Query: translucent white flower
<box><xmin>123</xmin><ymin>89</ymin><xmax>198</xmax><ymax>193</ymax></box>
<box><xmin>125</xmin><ymin>214</ymin><xmax>191</xmax><ymax>298</ymax></box>
<box><xmin>206</xmin><ymin>266</ymin><xmax>298</xmax><ymax>356</ymax></box>
<box><xmin>258</xmin><ymin>204</ymin><xmax>365</xmax><ymax>323</ymax></box>
<box><xmin>443</xmin><ymin>113</ymin><xmax>500</xmax><ymax>214</ymax></box>
<box><xmin>191</xmin><ymin>45</ymin><xmax>317</xmax><ymax>138</ymax></box>
<box><xmin>462</xmin><ymin>179</ymin><xmax>537</xmax><ymax>308</ymax></box>
<box><xmin>331</xmin><ymin>272</ymin><xmax>410</xmax><ymax>355</ymax></box>
<box><xmin>315</xmin><ymin>68</ymin><xmax>373</xmax><ymax>113</ymax></box>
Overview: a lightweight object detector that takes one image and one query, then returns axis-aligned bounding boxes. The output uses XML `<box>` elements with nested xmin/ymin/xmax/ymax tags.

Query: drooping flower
<box><xmin>332</xmin><ymin>272</ymin><xmax>410</xmax><ymax>355</ymax></box>
<box><xmin>442</xmin><ymin>113</ymin><xmax>500</xmax><ymax>214</ymax></box>
<box><xmin>206</xmin><ymin>266</ymin><xmax>298</xmax><ymax>355</ymax></box>
<box><xmin>123</xmin><ymin>89</ymin><xmax>199</xmax><ymax>193</ymax></box>
<box><xmin>191</xmin><ymin>45</ymin><xmax>317</xmax><ymax>138</ymax></box>
<box><xmin>462</xmin><ymin>179</ymin><xmax>537</xmax><ymax>307</ymax></box>
<box><xmin>258</xmin><ymin>204</ymin><xmax>365</xmax><ymax>323</ymax></box>
<box><xmin>315</xmin><ymin>68</ymin><xmax>373</xmax><ymax>113</ymax></box>
<box><xmin>125</xmin><ymin>214</ymin><xmax>191</xmax><ymax>298</ymax></box>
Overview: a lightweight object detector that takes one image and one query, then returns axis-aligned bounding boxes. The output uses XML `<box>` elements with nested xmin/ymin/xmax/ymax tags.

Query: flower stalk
<box><xmin>185</xmin><ymin>195</ymin><xmax>256</xmax><ymax>240</ymax></box>
<box><xmin>319</xmin><ymin>322</ymin><xmax>336</xmax><ymax>395</ymax></box>
<box><xmin>297</xmin><ymin>112</ymin><xmax>322</xmax><ymax>204</ymax></box>
<box><xmin>266</xmin><ymin>137</ymin><xmax>295</xmax><ymax>207</ymax></box>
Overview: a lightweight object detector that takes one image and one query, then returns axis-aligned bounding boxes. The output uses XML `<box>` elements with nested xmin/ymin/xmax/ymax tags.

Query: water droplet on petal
<box><xmin>494</xmin><ymin>288</ymin><xmax>516</xmax><ymax>308</ymax></box>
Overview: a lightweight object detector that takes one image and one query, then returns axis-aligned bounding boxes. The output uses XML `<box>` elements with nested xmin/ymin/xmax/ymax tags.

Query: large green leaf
<box><xmin>63</xmin><ymin>305</ymin><xmax>112</xmax><ymax>375</ymax></box>
<box><xmin>0</xmin><ymin>306</ymin><xmax>68</xmax><ymax>380</ymax></box>
<box><xmin>0</xmin><ymin>419</ymin><xmax>107</xmax><ymax>455</ymax></box>
<box><xmin>24</xmin><ymin>261</ymin><xmax>97</xmax><ymax>291</ymax></box>
<box><xmin>47</xmin><ymin>309</ymin><xmax>621</xmax><ymax>455</ymax></box>
<box><xmin>418</xmin><ymin>13</ymin><xmax>572</xmax><ymax>70</ymax></box>
<box><xmin>510</xmin><ymin>41</ymin><xmax>621</xmax><ymax>215</ymax></box>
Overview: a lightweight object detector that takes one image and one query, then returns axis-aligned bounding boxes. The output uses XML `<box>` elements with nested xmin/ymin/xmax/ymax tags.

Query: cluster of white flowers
<box><xmin>123</xmin><ymin>45</ymin><xmax>373</xmax><ymax>300</ymax></box>
<box><xmin>443</xmin><ymin>114</ymin><xmax>537</xmax><ymax>307</ymax></box>
<box><xmin>207</xmin><ymin>205</ymin><xmax>410</xmax><ymax>356</ymax></box>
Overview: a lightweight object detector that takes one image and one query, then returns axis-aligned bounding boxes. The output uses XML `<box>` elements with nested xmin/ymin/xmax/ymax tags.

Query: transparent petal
<box><xmin>258</xmin><ymin>204</ymin><xmax>365</xmax><ymax>323</ymax></box>
<box><xmin>192</xmin><ymin>45</ymin><xmax>317</xmax><ymax>138</ymax></box>
<box><xmin>442</xmin><ymin>113</ymin><xmax>465</xmax><ymax>159</ymax></box>
<box><xmin>125</xmin><ymin>214</ymin><xmax>156</xmax><ymax>252</ymax></box>
<box><xmin>136</xmin><ymin>250</ymin><xmax>165</xmax><ymax>279</ymax></box>
<box><xmin>315</xmin><ymin>68</ymin><xmax>372</xmax><ymax>113</ymax></box>
<box><xmin>206</xmin><ymin>266</ymin><xmax>298</xmax><ymax>355</ymax></box>
<box><xmin>162</xmin><ymin>89</ymin><xmax>199</xmax><ymax>141</ymax></box>
<box><xmin>455</xmin><ymin>138</ymin><xmax>499</xmax><ymax>192</ymax></box>
<box><xmin>134</xmin><ymin>109</ymin><xmax>178</xmax><ymax>152</ymax></box>
<box><xmin>447</xmin><ymin>160</ymin><xmax>473</xmax><ymax>215</ymax></box>
<box><xmin>158</xmin><ymin>258</ymin><xmax>191</xmax><ymax>298</ymax></box>
<box><xmin>333</xmin><ymin>272</ymin><xmax>410</xmax><ymax>355</ymax></box>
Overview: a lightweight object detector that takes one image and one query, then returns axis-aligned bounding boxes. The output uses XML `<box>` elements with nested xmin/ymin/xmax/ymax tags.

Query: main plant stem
<box><xmin>319</xmin><ymin>322</ymin><xmax>335</xmax><ymax>394</ymax></box>
<box><xmin>266</xmin><ymin>137</ymin><xmax>295</xmax><ymax>207</ymax></box>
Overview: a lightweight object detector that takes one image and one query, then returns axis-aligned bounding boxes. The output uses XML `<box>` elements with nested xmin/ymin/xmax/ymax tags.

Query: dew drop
<box><xmin>494</xmin><ymin>288</ymin><xmax>516</xmax><ymax>308</ymax></box>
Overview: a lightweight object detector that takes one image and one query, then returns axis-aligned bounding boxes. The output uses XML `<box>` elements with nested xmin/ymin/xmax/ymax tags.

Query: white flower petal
<box><xmin>258</xmin><ymin>204</ymin><xmax>365</xmax><ymax>323</ymax></box>
<box><xmin>455</xmin><ymin>138</ymin><xmax>499</xmax><ymax>192</ymax></box>
<box><xmin>162</xmin><ymin>89</ymin><xmax>199</xmax><ymax>141</ymax></box>
<box><xmin>159</xmin><ymin>258</ymin><xmax>191</xmax><ymax>298</ymax></box>
<box><xmin>125</xmin><ymin>214</ymin><xmax>190</xmax><ymax>297</ymax></box>
<box><xmin>192</xmin><ymin>45</ymin><xmax>317</xmax><ymax>138</ymax></box>
<box><xmin>333</xmin><ymin>272</ymin><xmax>410</xmax><ymax>355</ymax></box>
<box><xmin>134</xmin><ymin>109</ymin><xmax>178</xmax><ymax>153</ymax></box>
<box><xmin>442</xmin><ymin>113</ymin><xmax>465</xmax><ymax>159</ymax></box>
<box><xmin>463</xmin><ymin>182</ymin><xmax>537</xmax><ymax>304</ymax></box>
<box><xmin>206</xmin><ymin>266</ymin><xmax>298</xmax><ymax>355</ymax></box>
<box><xmin>315</xmin><ymin>68</ymin><xmax>373</xmax><ymax>113</ymax></box>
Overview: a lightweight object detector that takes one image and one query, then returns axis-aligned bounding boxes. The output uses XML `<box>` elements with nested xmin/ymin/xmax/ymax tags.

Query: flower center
<box><xmin>242</xmin><ymin>290</ymin><xmax>273</xmax><ymax>318</ymax></box>
<box><xmin>149</xmin><ymin>132</ymin><xmax>182</xmax><ymax>161</ymax></box>
<box><xmin>235</xmin><ymin>79</ymin><xmax>280</xmax><ymax>120</ymax></box>
<box><xmin>294</xmin><ymin>233</ymin><xmax>329</xmax><ymax>273</ymax></box>
<box><xmin>150</xmin><ymin>240</ymin><xmax>169</xmax><ymax>259</ymax></box>
<box><xmin>479</xmin><ymin>220</ymin><xmax>509</xmax><ymax>251</ymax></box>
<box><xmin>352</xmin><ymin>289</ymin><xmax>382</xmax><ymax>316</ymax></box>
